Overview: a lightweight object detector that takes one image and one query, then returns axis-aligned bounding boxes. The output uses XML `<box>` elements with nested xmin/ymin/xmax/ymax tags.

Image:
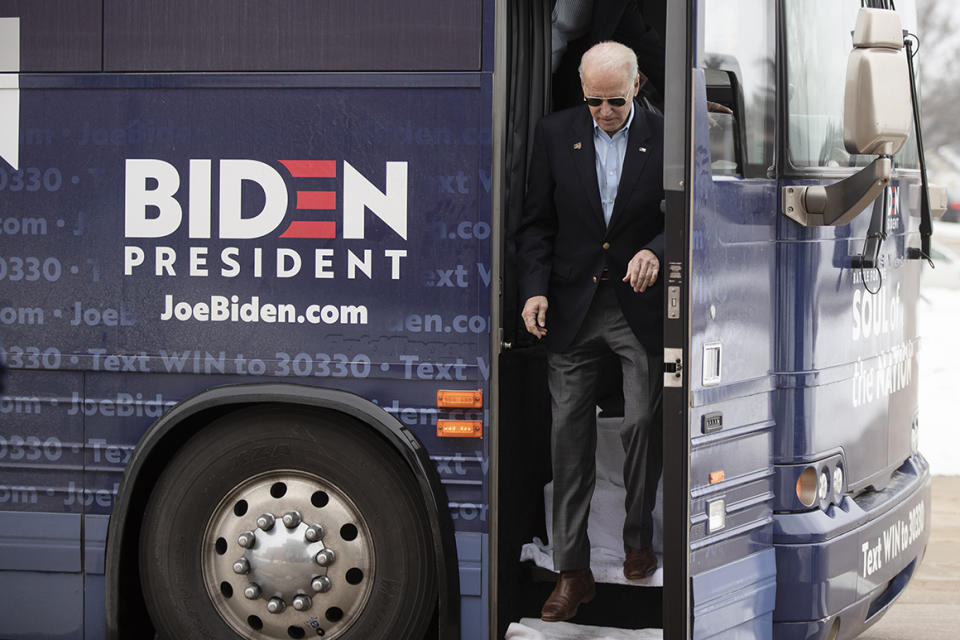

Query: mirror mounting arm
<box><xmin>782</xmin><ymin>156</ymin><xmax>891</xmax><ymax>227</ymax></box>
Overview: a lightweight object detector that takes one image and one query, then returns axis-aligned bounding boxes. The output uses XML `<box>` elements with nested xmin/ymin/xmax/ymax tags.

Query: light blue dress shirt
<box><xmin>593</xmin><ymin>104</ymin><xmax>635</xmax><ymax>227</ymax></box>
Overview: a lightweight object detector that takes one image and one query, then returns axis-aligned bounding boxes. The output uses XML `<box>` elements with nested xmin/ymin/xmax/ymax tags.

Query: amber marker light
<box><xmin>437</xmin><ymin>420</ymin><xmax>483</xmax><ymax>438</ymax></box>
<box><xmin>436</xmin><ymin>390</ymin><xmax>483</xmax><ymax>408</ymax></box>
<box><xmin>709</xmin><ymin>470</ymin><xmax>725</xmax><ymax>484</ymax></box>
<box><xmin>796</xmin><ymin>466</ymin><xmax>819</xmax><ymax>507</ymax></box>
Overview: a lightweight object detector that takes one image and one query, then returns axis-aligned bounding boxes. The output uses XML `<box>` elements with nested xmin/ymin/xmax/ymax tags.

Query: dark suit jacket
<box><xmin>515</xmin><ymin>102</ymin><xmax>664</xmax><ymax>353</ymax></box>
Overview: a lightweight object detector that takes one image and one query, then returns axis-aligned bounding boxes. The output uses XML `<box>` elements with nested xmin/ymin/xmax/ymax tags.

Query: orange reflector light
<box><xmin>437</xmin><ymin>420</ymin><xmax>483</xmax><ymax>438</ymax></box>
<box><xmin>709</xmin><ymin>470</ymin><xmax>725</xmax><ymax>484</ymax></box>
<box><xmin>796</xmin><ymin>466</ymin><xmax>818</xmax><ymax>507</ymax></box>
<box><xmin>437</xmin><ymin>390</ymin><xmax>483</xmax><ymax>408</ymax></box>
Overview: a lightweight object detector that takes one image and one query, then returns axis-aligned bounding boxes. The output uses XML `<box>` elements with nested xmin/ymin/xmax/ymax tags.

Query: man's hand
<box><xmin>707</xmin><ymin>101</ymin><xmax>733</xmax><ymax>115</ymax></box>
<box><xmin>623</xmin><ymin>249</ymin><xmax>660</xmax><ymax>292</ymax></box>
<box><xmin>521</xmin><ymin>295</ymin><xmax>549</xmax><ymax>339</ymax></box>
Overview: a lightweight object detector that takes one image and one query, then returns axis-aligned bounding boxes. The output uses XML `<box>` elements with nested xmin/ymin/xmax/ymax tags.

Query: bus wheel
<box><xmin>139</xmin><ymin>407</ymin><xmax>436</xmax><ymax>640</ymax></box>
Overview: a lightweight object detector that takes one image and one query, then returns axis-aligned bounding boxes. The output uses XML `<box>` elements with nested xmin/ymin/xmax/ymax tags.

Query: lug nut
<box><xmin>237</xmin><ymin>531</ymin><xmax>256</xmax><ymax>549</ymax></box>
<box><xmin>314</xmin><ymin>548</ymin><xmax>336</xmax><ymax>567</ymax></box>
<box><xmin>304</xmin><ymin>525</ymin><xmax>324</xmax><ymax>542</ymax></box>
<box><xmin>256</xmin><ymin>513</ymin><xmax>276</xmax><ymax>531</ymax></box>
<box><xmin>232</xmin><ymin>557</ymin><xmax>250</xmax><ymax>574</ymax></box>
<box><xmin>292</xmin><ymin>594</ymin><xmax>313</xmax><ymax>611</ymax></box>
<box><xmin>243</xmin><ymin>583</ymin><xmax>262</xmax><ymax>600</ymax></box>
<box><xmin>282</xmin><ymin>511</ymin><xmax>302</xmax><ymax>529</ymax></box>
<box><xmin>311</xmin><ymin>576</ymin><xmax>332</xmax><ymax>593</ymax></box>
<box><xmin>266</xmin><ymin>597</ymin><xmax>286</xmax><ymax>614</ymax></box>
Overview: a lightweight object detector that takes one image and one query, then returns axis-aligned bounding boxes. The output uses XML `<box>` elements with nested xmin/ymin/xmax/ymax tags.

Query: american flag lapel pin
<box><xmin>573</xmin><ymin>142</ymin><xmax>582</xmax><ymax>150</ymax></box>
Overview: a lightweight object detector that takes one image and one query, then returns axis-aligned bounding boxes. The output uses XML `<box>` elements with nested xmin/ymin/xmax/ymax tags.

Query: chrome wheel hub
<box><xmin>202</xmin><ymin>471</ymin><xmax>374</xmax><ymax>639</ymax></box>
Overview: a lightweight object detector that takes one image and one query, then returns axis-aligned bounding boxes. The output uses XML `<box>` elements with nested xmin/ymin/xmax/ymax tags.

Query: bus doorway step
<box><xmin>505</xmin><ymin>618</ymin><xmax>662</xmax><ymax>640</ymax></box>
<box><xmin>520</xmin><ymin>532</ymin><xmax>663</xmax><ymax>587</ymax></box>
<box><xmin>519</xmin><ymin>416</ymin><xmax>664</xmax><ymax>587</ymax></box>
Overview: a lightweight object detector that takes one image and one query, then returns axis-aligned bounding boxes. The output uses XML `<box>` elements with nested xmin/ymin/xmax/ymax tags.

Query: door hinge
<box><xmin>663</xmin><ymin>347</ymin><xmax>683</xmax><ymax>387</ymax></box>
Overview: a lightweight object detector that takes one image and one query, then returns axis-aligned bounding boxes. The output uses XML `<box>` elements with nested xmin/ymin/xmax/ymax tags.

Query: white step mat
<box><xmin>520</xmin><ymin>416</ymin><xmax>664</xmax><ymax>587</ymax></box>
<box><xmin>505</xmin><ymin>618</ymin><xmax>663</xmax><ymax>640</ymax></box>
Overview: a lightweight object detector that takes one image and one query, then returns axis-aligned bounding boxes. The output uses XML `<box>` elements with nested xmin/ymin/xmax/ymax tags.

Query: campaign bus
<box><xmin>0</xmin><ymin>0</ymin><xmax>939</xmax><ymax>638</ymax></box>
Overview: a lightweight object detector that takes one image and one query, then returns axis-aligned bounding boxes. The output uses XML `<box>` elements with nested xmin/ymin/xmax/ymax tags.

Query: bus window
<box><xmin>785</xmin><ymin>0</ymin><xmax>920</xmax><ymax>171</ymax></box>
<box><xmin>704</xmin><ymin>68</ymin><xmax>744</xmax><ymax>176</ymax></box>
<box><xmin>102</xmin><ymin>0</ymin><xmax>482</xmax><ymax>72</ymax></box>
<box><xmin>0</xmin><ymin>0</ymin><xmax>101</xmax><ymax>72</ymax></box>
<box><xmin>702</xmin><ymin>0</ymin><xmax>776</xmax><ymax>179</ymax></box>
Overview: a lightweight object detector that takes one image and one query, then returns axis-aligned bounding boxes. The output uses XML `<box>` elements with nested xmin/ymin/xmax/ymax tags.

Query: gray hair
<box><xmin>578</xmin><ymin>41</ymin><xmax>640</xmax><ymax>83</ymax></box>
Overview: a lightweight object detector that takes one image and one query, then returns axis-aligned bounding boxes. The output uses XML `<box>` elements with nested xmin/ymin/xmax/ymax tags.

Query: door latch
<box><xmin>663</xmin><ymin>347</ymin><xmax>683</xmax><ymax>387</ymax></box>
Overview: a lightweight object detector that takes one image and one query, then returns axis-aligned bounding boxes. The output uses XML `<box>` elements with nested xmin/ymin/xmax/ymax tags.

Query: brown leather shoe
<box><xmin>624</xmin><ymin>546</ymin><xmax>658</xmax><ymax>580</ymax></box>
<box><xmin>540</xmin><ymin>568</ymin><xmax>596</xmax><ymax>622</ymax></box>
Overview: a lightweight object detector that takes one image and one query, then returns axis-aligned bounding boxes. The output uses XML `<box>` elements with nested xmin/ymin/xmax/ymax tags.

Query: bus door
<box><xmin>662</xmin><ymin>1</ymin><xmax>778</xmax><ymax>638</ymax></box>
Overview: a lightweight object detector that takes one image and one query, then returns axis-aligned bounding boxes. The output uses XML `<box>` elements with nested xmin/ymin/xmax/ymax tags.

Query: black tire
<box><xmin>139</xmin><ymin>406</ymin><xmax>436</xmax><ymax>640</ymax></box>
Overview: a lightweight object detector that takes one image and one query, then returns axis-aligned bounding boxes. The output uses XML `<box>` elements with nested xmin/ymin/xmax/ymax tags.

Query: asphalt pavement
<box><xmin>859</xmin><ymin>475</ymin><xmax>960</xmax><ymax>640</ymax></box>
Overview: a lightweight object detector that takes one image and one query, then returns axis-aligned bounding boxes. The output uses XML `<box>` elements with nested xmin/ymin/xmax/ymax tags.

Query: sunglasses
<box><xmin>584</xmin><ymin>96</ymin><xmax>629</xmax><ymax>107</ymax></box>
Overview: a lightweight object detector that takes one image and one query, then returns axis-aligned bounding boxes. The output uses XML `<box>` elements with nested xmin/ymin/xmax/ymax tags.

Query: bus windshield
<box><xmin>785</xmin><ymin>0</ymin><xmax>920</xmax><ymax>171</ymax></box>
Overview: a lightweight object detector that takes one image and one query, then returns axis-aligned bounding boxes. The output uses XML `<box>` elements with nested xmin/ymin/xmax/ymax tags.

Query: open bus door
<box><xmin>662</xmin><ymin>1</ymin><xmax>778</xmax><ymax>638</ymax></box>
<box><xmin>494</xmin><ymin>0</ymin><xmax>779</xmax><ymax>638</ymax></box>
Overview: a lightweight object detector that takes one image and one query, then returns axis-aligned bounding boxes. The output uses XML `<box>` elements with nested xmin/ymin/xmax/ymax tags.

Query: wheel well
<box><xmin>111</xmin><ymin>402</ymin><xmax>251</xmax><ymax>637</ymax></box>
<box><xmin>106</xmin><ymin>385</ymin><xmax>458</xmax><ymax>639</ymax></box>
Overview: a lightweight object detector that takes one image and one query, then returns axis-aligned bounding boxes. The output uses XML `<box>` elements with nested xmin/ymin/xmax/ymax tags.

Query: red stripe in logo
<box><xmin>280</xmin><ymin>221</ymin><xmax>337</xmax><ymax>238</ymax></box>
<box><xmin>278</xmin><ymin>160</ymin><xmax>338</xmax><ymax>238</ymax></box>
<box><xmin>279</xmin><ymin>160</ymin><xmax>336</xmax><ymax>178</ymax></box>
<box><xmin>296</xmin><ymin>191</ymin><xmax>336</xmax><ymax>210</ymax></box>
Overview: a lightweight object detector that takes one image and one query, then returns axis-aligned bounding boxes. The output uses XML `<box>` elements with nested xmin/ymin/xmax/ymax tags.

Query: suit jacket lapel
<box><xmin>568</xmin><ymin>108</ymin><xmax>605</xmax><ymax>228</ymax></box>
<box><xmin>607</xmin><ymin>106</ymin><xmax>652</xmax><ymax>233</ymax></box>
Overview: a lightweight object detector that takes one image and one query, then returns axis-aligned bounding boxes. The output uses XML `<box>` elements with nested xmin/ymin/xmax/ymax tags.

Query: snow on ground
<box><xmin>919</xmin><ymin>284</ymin><xmax>960</xmax><ymax>475</ymax></box>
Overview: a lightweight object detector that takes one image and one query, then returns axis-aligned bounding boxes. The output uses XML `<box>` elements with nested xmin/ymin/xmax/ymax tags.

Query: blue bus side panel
<box><xmin>0</xmin><ymin>570</ymin><xmax>83</xmax><ymax>639</ymax></box>
<box><xmin>687</xmin><ymin>73</ymin><xmax>777</xmax><ymax>638</ymax></box>
<box><xmin>8</xmin><ymin>77</ymin><xmax>491</xmax><ymax>371</ymax></box>
<box><xmin>770</xmin><ymin>174</ymin><xmax>927</xmax><ymax>635</ymax></box>
<box><xmin>1</xmin><ymin>74</ymin><xmax>493</xmax><ymax>635</ymax></box>
<box><xmin>4</xmin><ymin>73</ymin><xmax>492</xmax><ymax>519</ymax></box>
<box><xmin>693</xmin><ymin>552</ymin><xmax>776</xmax><ymax>640</ymax></box>
<box><xmin>456</xmin><ymin>532</ymin><xmax>488</xmax><ymax>640</ymax></box>
<box><xmin>84</xmin><ymin>515</ymin><xmax>109</xmax><ymax>640</ymax></box>
<box><xmin>774</xmin><ymin>180</ymin><xmax>922</xmax><ymax>488</ymax></box>
<box><xmin>0</xmin><ymin>512</ymin><xmax>83</xmax><ymax>639</ymax></box>
<box><xmin>0</xmin><ymin>371</ymin><xmax>84</xmax><ymax>513</ymax></box>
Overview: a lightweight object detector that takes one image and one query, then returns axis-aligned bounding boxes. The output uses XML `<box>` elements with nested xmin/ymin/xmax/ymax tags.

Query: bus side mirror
<box><xmin>844</xmin><ymin>8</ymin><xmax>911</xmax><ymax>156</ymax></box>
<box><xmin>784</xmin><ymin>8</ymin><xmax>911</xmax><ymax>227</ymax></box>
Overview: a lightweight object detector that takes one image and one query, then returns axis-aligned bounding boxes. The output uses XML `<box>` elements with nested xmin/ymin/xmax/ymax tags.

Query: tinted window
<box><xmin>703</xmin><ymin>0</ymin><xmax>775</xmax><ymax>178</ymax></box>
<box><xmin>0</xmin><ymin>1</ymin><xmax>101</xmax><ymax>72</ymax></box>
<box><xmin>103</xmin><ymin>0</ymin><xmax>482</xmax><ymax>72</ymax></box>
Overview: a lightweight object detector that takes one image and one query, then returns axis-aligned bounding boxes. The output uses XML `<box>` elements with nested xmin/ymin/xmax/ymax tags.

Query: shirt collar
<box><xmin>592</xmin><ymin>101</ymin><xmax>635</xmax><ymax>139</ymax></box>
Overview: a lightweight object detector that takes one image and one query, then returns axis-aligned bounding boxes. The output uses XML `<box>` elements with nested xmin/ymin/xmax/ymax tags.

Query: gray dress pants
<box><xmin>547</xmin><ymin>280</ymin><xmax>662</xmax><ymax>571</ymax></box>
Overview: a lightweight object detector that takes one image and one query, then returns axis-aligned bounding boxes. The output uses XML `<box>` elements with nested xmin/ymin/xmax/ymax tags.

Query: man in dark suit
<box><xmin>515</xmin><ymin>40</ymin><xmax>663</xmax><ymax>622</ymax></box>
